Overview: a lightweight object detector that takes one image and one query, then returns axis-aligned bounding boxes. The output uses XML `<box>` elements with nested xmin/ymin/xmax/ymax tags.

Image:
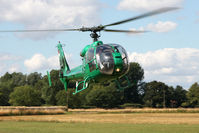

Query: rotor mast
<box><xmin>90</xmin><ymin>31</ymin><xmax>100</xmax><ymax>42</ymax></box>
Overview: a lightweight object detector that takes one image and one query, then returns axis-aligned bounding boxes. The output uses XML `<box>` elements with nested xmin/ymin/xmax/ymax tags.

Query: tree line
<box><xmin>0</xmin><ymin>62</ymin><xmax>199</xmax><ymax>108</ymax></box>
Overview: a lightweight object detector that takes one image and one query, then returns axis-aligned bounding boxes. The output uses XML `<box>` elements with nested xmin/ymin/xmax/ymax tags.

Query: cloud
<box><xmin>24</xmin><ymin>54</ymin><xmax>58</xmax><ymax>72</ymax></box>
<box><xmin>0</xmin><ymin>0</ymin><xmax>102</xmax><ymax>39</ymax></box>
<box><xmin>129</xmin><ymin>21</ymin><xmax>177</xmax><ymax>34</ymax></box>
<box><xmin>8</xmin><ymin>64</ymin><xmax>21</xmax><ymax>73</ymax></box>
<box><xmin>118</xmin><ymin>0</ymin><xmax>183</xmax><ymax>11</ymax></box>
<box><xmin>0</xmin><ymin>52</ymin><xmax>74</xmax><ymax>76</ymax></box>
<box><xmin>24</xmin><ymin>53</ymin><xmax>72</xmax><ymax>72</ymax></box>
<box><xmin>0</xmin><ymin>53</ymin><xmax>22</xmax><ymax>75</ymax></box>
<box><xmin>0</xmin><ymin>64</ymin><xmax>7</xmax><ymax>76</ymax></box>
<box><xmin>146</xmin><ymin>21</ymin><xmax>177</xmax><ymax>32</ymax></box>
<box><xmin>0</xmin><ymin>53</ymin><xmax>22</xmax><ymax>61</ymax></box>
<box><xmin>128</xmin><ymin>48</ymin><xmax>199</xmax><ymax>89</ymax></box>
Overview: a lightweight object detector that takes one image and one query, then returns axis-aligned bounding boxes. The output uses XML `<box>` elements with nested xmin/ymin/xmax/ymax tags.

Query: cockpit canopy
<box><xmin>96</xmin><ymin>44</ymin><xmax>115</xmax><ymax>75</ymax></box>
<box><xmin>84</xmin><ymin>43</ymin><xmax>129</xmax><ymax>75</ymax></box>
<box><xmin>96</xmin><ymin>44</ymin><xmax>129</xmax><ymax>75</ymax></box>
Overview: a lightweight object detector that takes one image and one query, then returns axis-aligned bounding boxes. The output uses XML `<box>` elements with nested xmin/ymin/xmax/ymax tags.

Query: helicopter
<box><xmin>0</xmin><ymin>7</ymin><xmax>178</xmax><ymax>94</ymax></box>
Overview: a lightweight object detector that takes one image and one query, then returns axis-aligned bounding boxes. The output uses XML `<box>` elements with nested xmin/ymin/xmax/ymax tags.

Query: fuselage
<box><xmin>64</xmin><ymin>41</ymin><xmax>129</xmax><ymax>82</ymax></box>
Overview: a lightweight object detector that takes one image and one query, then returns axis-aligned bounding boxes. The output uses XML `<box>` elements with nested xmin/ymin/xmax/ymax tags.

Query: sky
<box><xmin>0</xmin><ymin>0</ymin><xmax>199</xmax><ymax>89</ymax></box>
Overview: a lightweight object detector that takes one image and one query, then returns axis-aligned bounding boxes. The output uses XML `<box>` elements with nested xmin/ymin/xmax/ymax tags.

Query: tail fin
<box><xmin>57</xmin><ymin>42</ymin><xmax>69</xmax><ymax>92</ymax></box>
<box><xmin>57</xmin><ymin>42</ymin><xmax>70</xmax><ymax>73</ymax></box>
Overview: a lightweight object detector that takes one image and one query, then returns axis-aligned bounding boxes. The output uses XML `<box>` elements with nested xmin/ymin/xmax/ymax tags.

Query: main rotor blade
<box><xmin>104</xmin><ymin>29</ymin><xmax>148</xmax><ymax>33</ymax></box>
<box><xmin>0</xmin><ymin>28</ymin><xmax>80</xmax><ymax>32</ymax></box>
<box><xmin>103</xmin><ymin>7</ymin><xmax>179</xmax><ymax>27</ymax></box>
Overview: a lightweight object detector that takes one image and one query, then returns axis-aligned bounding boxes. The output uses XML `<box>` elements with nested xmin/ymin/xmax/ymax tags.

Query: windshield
<box><xmin>96</xmin><ymin>45</ymin><xmax>114</xmax><ymax>75</ymax></box>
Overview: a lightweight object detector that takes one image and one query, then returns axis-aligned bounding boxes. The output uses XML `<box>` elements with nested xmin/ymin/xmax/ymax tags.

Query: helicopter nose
<box><xmin>113</xmin><ymin>52</ymin><xmax>123</xmax><ymax>73</ymax></box>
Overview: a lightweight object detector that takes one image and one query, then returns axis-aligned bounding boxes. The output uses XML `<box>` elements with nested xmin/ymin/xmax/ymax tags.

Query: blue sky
<box><xmin>0</xmin><ymin>0</ymin><xmax>199</xmax><ymax>89</ymax></box>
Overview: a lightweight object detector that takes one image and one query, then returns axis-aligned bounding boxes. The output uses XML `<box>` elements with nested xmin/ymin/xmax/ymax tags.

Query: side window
<box><xmin>86</xmin><ymin>48</ymin><xmax>96</xmax><ymax>72</ymax></box>
<box><xmin>86</xmin><ymin>48</ymin><xmax>94</xmax><ymax>63</ymax></box>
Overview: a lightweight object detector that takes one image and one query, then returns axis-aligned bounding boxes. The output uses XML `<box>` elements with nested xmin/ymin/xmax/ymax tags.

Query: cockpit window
<box><xmin>96</xmin><ymin>44</ymin><xmax>129</xmax><ymax>75</ymax></box>
<box><xmin>86</xmin><ymin>48</ymin><xmax>94</xmax><ymax>63</ymax></box>
<box><xmin>96</xmin><ymin>45</ymin><xmax>114</xmax><ymax>53</ymax></box>
<box><xmin>86</xmin><ymin>48</ymin><xmax>96</xmax><ymax>72</ymax></box>
<box><xmin>96</xmin><ymin>45</ymin><xmax>114</xmax><ymax>75</ymax></box>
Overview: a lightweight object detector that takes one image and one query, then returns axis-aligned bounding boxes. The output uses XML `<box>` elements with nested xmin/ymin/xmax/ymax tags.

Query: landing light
<box><xmin>116</xmin><ymin>68</ymin><xmax>120</xmax><ymax>72</ymax></box>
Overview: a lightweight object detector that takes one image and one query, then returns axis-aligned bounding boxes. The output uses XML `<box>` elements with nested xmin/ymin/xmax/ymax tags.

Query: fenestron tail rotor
<box><xmin>0</xmin><ymin>7</ymin><xmax>179</xmax><ymax>41</ymax></box>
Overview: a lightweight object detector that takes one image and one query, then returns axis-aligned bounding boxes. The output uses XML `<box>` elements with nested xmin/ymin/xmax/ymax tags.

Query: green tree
<box><xmin>9</xmin><ymin>85</ymin><xmax>42</xmax><ymax>106</ymax></box>
<box><xmin>55</xmin><ymin>88</ymin><xmax>86</xmax><ymax>108</ymax></box>
<box><xmin>9</xmin><ymin>72</ymin><xmax>26</xmax><ymax>87</ymax></box>
<box><xmin>0</xmin><ymin>87</ymin><xmax>10</xmax><ymax>105</ymax></box>
<box><xmin>122</xmin><ymin>62</ymin><xmax>144</xmax><ymax>104</ymax></box>
<box><xmin>143</xmin><ymin>81</ymin><xmax>173</xmax><ymax>108</ymax></box>
<box><xmin>27</xmin><ymin>72</ymin><xmax>42</xmax><ymax>87</ymax></box>
<box><xmin>0</xmin><ymin>72</ymin><xmax>26</xmax><ymax>88</ymax></box>
<box><xmin>172</xmin><ymin>85</ymin><xmax>187</xmax><ymax>107</ymax></box>
<box><xmin>0</xmin><ymin>72</ymin><xmax>12</xmax><ymax>82</ymax></box>
<box><xmin>0</xmin><ymin>72</ymin><xmax>27</xmax><ymax>105</ymax></box>
<box><xmin>56</xmin><ymin>90</ymin><xmax>67</xmax><ymax>106</ymax></box>
<box><xmin>68</xmin><ymin>89</ymin><xmax>83</xmax><ymax>108</ymax></box>
<box><xmin>42</xmin><ymin>70</ymin><xmax>64</xmax><ymax>105</ymax></box>
<box><xmin>0</xmin><ymin>73</ymin><xmax>13</xmax><ymax>105</ymax></box>
<box><xmin>86</xmin><ymin>83</ymin><xmax>123</xmax><ymax>108</ymax></box>
<box><xmin>186</xmin><ymin>82</ymin><xmax>199</xmax><ymax>107</ymax></box>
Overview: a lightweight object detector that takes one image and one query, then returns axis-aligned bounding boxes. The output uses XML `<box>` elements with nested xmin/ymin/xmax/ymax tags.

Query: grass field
<box><xmin>0</xmin><ymin>121</ymin><xmax>199</xmax><ymax>133</ymax></box>
<box><xmin>1</xmin><ymin>113</ymin><xmax>199</xmax><ymax>124</ymax></box>
<box><xmin>1</xmin><ymin>109</ymin><xmax>199</xmax><ymax>133</ymax></box>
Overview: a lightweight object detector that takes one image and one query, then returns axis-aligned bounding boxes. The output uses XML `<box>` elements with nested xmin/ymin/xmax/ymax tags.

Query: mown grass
<box><xmin>1</xmin><ymin>112</ymin><xmax>199</xmax><ymax>133</ymax></box>
<box><xmin>0</xmin><ymin>121</ymin><xmax>198</xmax><ymax>133</ymax></box>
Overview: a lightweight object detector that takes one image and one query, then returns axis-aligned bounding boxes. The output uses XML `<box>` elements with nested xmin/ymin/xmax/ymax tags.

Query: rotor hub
<box><xmin>90</xmin><ymin>32</ymin><xmax>100</xmax><ymax>42</ymax></box>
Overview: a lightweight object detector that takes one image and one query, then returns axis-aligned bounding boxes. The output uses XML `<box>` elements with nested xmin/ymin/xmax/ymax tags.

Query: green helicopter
<box><xmin>52</xmin><ymin>40</ymin><xmax>130</xmax><ymax>94</ymax></box>
<box><xmin>50</xmin><ymin>7</ymin><xmax>179</xmax><ymax>94</ymax></box>
<box><xmin>0</xmin><ymin>7</ymin><xmax>178</xmax><ymax>94</ymax></box>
